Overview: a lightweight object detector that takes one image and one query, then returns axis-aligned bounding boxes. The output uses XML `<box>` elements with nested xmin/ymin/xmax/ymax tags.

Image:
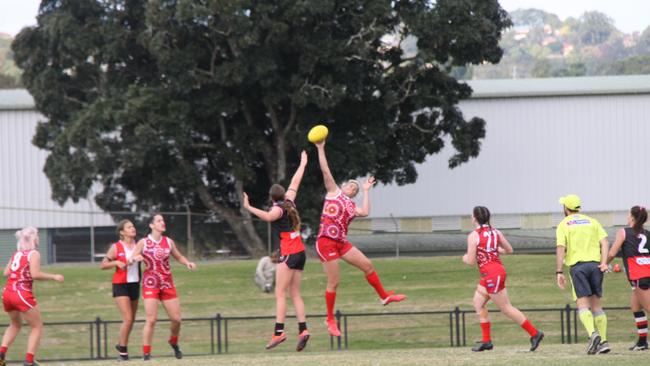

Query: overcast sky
<box><xmin>1</xmin><ymin>0</ymin><xmax>649</xmax><ymax>36</ymax></box>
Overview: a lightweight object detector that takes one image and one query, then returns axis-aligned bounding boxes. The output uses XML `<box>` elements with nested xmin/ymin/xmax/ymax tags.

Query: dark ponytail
<box><xmin>473</xmin><ymin>206</ymin><xmax>492</xmax><ymax>229</ymax></box>
<box><xmin>631</xmin><ymin>205</ymin><xmax>648</xmax><ymax>235</ymax></box>
<box><xmin>283</xmin><ymin>201</ymin><xmax>301</xmax><ymax>232</ymax></box>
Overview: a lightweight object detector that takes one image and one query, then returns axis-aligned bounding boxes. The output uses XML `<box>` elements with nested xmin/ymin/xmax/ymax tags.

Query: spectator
<box><xmin>255</xmin><ymin>252</ymin><xmax>278</xmax><ymax>293</ymax></box>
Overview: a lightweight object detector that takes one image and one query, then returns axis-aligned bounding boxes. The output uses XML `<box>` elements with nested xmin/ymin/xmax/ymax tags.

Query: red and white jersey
<box><xmin>142</xmin><ymin>235</ymin><xmax>174</xmax><ymax>290</ymax></box>
<box><xmin>475</xmin><ymin>225</ymin><xmax>503</xmax><ymax>269</ymax></box>
<box><xmin>318</xmin><ymin>191</ymin><xmax>357</xmax><ymax>241</ymax></box>
<box><xmin>5</xmin><ymin>250</ymin><xmax>34</xmax><ymax>292</ymax></box>
<box><xmin>112</xmin><ymin>241</ymin><xmax>140</xmax><ymax>284</ymax></box>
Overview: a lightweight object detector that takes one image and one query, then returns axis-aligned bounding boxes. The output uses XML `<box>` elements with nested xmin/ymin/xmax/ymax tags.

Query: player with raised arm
<box><xmin>314</xmin><ymin>140</ymin><xmax>406</xmax><ymax>337</ymax></box>
<box><xmin>0</xmin><ymin>227</ymin><xmax>64</xmax><ymax>366</ymax></box>
<box><xmin>243</xmin><ymin>151</ymin><xmax>311</xmax><ymax>351</ymax></box>
<box><xmin>463</xmin><ymin>206</ymin><xmax>544</xmax><ymax>352</ymax></box>
<box><xmin>132</xmin><ymin>214</ymin><xmax>196</xmax><ymax>361</ymax></box>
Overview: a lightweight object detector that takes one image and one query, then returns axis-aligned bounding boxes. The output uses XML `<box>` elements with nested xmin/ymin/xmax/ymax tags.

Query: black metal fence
<box><xmin>1</xmin><ymin>305</ymin><xmax>633</xmax><ymax>362</ymax></box>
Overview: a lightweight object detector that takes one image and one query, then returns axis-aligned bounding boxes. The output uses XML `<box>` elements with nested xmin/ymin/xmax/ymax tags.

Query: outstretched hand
<box><xmin>300</xmin><ymin>150</ymin><xmax>308</xmax><ymax>166</ymax></box>
<box><xmin>315</xmin><ymin>139</ymin><xmax>326</xmax><ymax>149</ymax></box>
<box><xmin>242</xmin><ymin>192</ymin><xmax>250</xmax><ymax>209</ymax></box>
<box><xmin>362</xmin><ymin>176</ymin><xmax>376</xmax><ymax>191</ymax></box>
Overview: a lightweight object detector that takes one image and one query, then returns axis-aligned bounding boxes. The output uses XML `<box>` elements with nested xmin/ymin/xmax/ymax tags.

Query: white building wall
<box><xmin>0</xmin><ymin>109</ymin><xmax>114</xmax><ymax>229</ymax></box>
<box><xmin>369</xmin><ymin>93</ymin><xmax>650</xmax><ymax>218</ymax></box>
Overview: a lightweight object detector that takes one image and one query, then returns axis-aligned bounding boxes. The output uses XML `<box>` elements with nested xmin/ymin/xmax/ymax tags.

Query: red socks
<box><xmin>325</xmin><ymin>291</ymin><xmax>337</xmax><ymax>320</ymax></box>
<box><xmin>169</xmin><ymin>336</ymin><xmax>179</xmax><ymax>345</ymax></box>
<box><xmin>0</xmin><ymin>346</ymin><xmax>7</xmax><ymax>354</ymax></box>
<box><xmin>365</xmin><ymin>271</ymin><xmax>389</xmax><ymax>299</ymax></box>
<box><xmin>520</xmin><ymin>319</ymin><xmax>538</xmax><ymax>337</ymax></box>
<box><xmin>143</xmin><ymin>345</ymin><xmax>151</xmax><ymax>354</ymax></box>
<box><xmin>480</xmin><ymin>322</ymin><xmax>491</xmax><ymax>343</ymax></box>
<box><xmin>25</xmin><ymin>353</ymin><xmax>34</xmax><ymax>363</ymax></box>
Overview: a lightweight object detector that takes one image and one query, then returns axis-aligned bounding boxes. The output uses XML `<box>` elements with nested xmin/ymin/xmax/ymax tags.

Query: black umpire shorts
<box><xmin>112</xmin><ymin>282</ymin><xmax>140</xmax><ymax>301</ymax></box>
<box><xmin>279</xmin><ymin>251</ymin><xmax>306</xmax><ymax>271</ymax></box>
<box><xmin>569</xmin><ymin>261</ymin><xmax>603</xmax><ymax>299</ymax></box>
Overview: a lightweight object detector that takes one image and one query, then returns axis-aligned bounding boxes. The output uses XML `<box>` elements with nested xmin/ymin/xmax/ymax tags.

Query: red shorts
<box><xmin>142</xmin><ymin>286</ymin><xmax>177</xmax><ymax>300</ymax></box>
<box><xmin>316</xmin><ymin>237</ymin><xmax>354</xmax><ymax>262</ymax></box>
<box><xmin>2</xmin><ymin>289</ymin><xmax>37</xmax><ymax>312</ymax></box>
<box><xmin>479</xmin><ymin>264</ymin><xmax>507</xmax><ymax>294</ymax></box>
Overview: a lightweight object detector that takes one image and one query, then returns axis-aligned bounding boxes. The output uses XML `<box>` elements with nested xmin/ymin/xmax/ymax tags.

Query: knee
<box><xmin>145</xmin><ymin>317</ymin><xmax>157</xmax><ymax>327</ymax></box>
<box><xmin>327</xmin><ymin>279</ymin><xmax>339</xmax><ymax>290</ymax></box>
<box><xmin>170</xmin><ymin>315</ymin><xmax>181</xmax><ymax>326</ymax></box>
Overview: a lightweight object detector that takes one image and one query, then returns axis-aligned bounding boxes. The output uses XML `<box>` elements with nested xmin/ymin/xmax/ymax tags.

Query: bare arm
<box><xmin>100</xmin><ymin>245</ymin><xmax>126</xmax><ymax>270</ymax></box>
<box><xmin>462</xmin><ymin>231</ymin><xmax>479</xmax><ymax>265</ymax></box>
<box><xmin>242</xmin><ymin>193</ymin><xmax>284</xmax><ymax>222</ymax></box>
<box><xmin>170</xmin><ymin>238</ymin><xmax>196</xmax><ymax>270</ymax></box>
<box><xmin>607</xmin><ymin>229</ymin><xmax>625</xmax><ymax>264</ymax></box>
<box><xmin>285</xmin><ymin>151</ymin><xmax>308</xmax><ymax>202</ymax></box>
<box><xmin>599</xmin><ymin>237</ymin><xmax>610</xmax><ymax>271</ymax></box>
<box><xmin>355</xmin><ymin>176</ymin><xmax>376</xmax><ymax>217</ymax></box>
<box><xmin>29</xmin><ymin>251</ymin><xmax>64</xmax><ymax>282</ymax></box>
<box><xmin>131</xmin><ymin>239</ymin><xmax>145</xmax><ymax>263</ymax></box>
<box><xmin>556</xmin><ymin>246</ymin><xmax>566</xmax><ymax>289</ymax></box>
<box><xmin>497</xmin><ymin>231</ymin><xmax>513</xmax><ymax>254</ymax></box>
<box><xmin>315</xmin><ymin>141</ymin><xmax>339</xmax><ymax>194</ymax></box>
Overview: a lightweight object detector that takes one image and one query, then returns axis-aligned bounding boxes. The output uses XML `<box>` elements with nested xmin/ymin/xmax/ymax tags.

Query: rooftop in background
<box><xmin>2</xmin><ymin>74</ymin><xmax>650</xmax><ymax>110</ymax></box>
<box><xmin>466</xmin><ymin>74</ymin><xmax>650</xmax><ymax>99</ymax></box>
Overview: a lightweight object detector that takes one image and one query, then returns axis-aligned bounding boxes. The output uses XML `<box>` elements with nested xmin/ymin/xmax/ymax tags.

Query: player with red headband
<box><xmin>463</xmin><ymin>206</ymin><xmax>544</xmax><ymax>352</ymax></box>
<box><xmin>314</xmin><ymin>140</ymin><xmax>406</xmax><ymax>337</ymax></box>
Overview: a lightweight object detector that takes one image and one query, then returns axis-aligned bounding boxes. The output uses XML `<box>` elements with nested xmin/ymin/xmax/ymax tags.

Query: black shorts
<box><xmin>279</xmin><ymin>251</ymin><xmax>306</xmax><ymax>271</ymax></box>
<box><xmin>112</xmin><ymin>282</ymin><xmax>140</xmax><ymax>300</ymax></box>
<box><xmin>569</xmin><ymin>262</ymin><xmax>603</xmax><ymax>299</ymax></box>
<box><xmin>631</xmin><ymin>277</ymin><xmax>650</xmax><ymax>290</ymax></box>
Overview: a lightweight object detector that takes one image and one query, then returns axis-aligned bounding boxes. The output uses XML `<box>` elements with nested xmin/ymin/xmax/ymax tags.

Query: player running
<box><xmin>243</xmin><ymin>151</ymin><xmax>310</xmax><ymax>351</ymax></box>
<box><xmin>607</xmin><ymin>205</ymin><xmax>650</xmax><ymax>350</ymax></box>
<box><xmin>555</xmin><ymin>194</ymin><xmax>610</xmax><ymax>354</ymax></box>
<box><xmin>100</xmin><ymin>219</ymin><xmax>140</xmax><ymax>361</ymax></box>
<box><xmin>0</xmin><ymin>227</ymin><xmax>64</xmax><ymax>366</ymax></box>
<box><xmin>314</xmin><ymin>140</ymin><xmax>406</xmax><ymax>337</ymax></box>
<box><xmin>132</xmin><ymin>214</ymin><xmax>196</xmax><ymax>361</ymax></box>
<box><xmin>462</xmin><ymin>206</ymin><xmax>544</xmax><ymax>352</ymax></box>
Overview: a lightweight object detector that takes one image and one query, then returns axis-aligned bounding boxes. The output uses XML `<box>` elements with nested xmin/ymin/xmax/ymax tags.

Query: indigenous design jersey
<box><xmin>318</xmin><ymin>191</ymin><xmax>356</xmax><ymax>241</ymax></box>
<box><xmin>112</xmin><ymin>241</ymin><xmax>140</xmax><ymax>284</ymax></box>
<box><xmin>475</xmin><ymin>226</ymin><xmax>503</xmax><ymax>269</ymax></box>
<box><xmin>5</xmin><ymin>250</ymin><xmax>34</xmax><ymax>292</ymax></box>
<box><xmin>142</xmin><ymin>235</ymin><xmax>174</xmax><ymax>290</ymax></box>
<box><xmin>621</xmin><ymin>227</ymin><xmax>650</xmax><ymax>280</ymax></box>
<box><xmin>271</xmin><ymin>200</ymin><xmax>305</xmax><ymax>256</ymax></box>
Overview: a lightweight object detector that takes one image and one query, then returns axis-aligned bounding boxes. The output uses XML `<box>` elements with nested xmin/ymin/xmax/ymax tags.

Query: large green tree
<box><xmin>13</xmin><ymin>0</ymin><xmax>510</xmax><ymax>256</ymax></box>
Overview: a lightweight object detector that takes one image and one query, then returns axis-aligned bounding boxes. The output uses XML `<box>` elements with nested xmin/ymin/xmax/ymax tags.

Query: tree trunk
<box><xmin>196</xmin><ymin>184</ymin><xmax>267</xmax><ymax>257</ymax></box>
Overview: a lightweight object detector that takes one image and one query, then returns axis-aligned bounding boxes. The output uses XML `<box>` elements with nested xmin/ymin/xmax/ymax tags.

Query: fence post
<box><xmin>216</xmin><ymin>313</ymin><xmax>222</xmax><ymax>354</ymax></box>
<box><xmin>336</xmin><ymin>310</ymin><xmax>342</xmax><ymax>351</ymax></box>
<box><xmin>95</xmin><ymin>316</ymin><xmax>101</xmax><ymax>359</ymax></box>
<box><xmin>462</xmin><ymin>311</ymin><xmax>466</xmax><ymax>346</ymax></box>
<box><xmin>560</xmin><ymin>308</ymin><xmax>565</xmax><ymax>344</ymax></box>
<box><xmin>573</xmin><ymin>307</ymin><xmax>578</xmax><ymax>343</ymax></box>
<box><xmin>454</xmin><ymin>307</ymin><xmax>461</xmax><ymax>347</ymax></box>
<box><xmin>224</xmin><ymin>318</ymin><xmax>229</xmax><ymax>354</ymax></box>
<box><xmin>449</xmin><ymin>311</ymin><xmax>453</xmax><ymax>347</ymax></box>
<box><xmin>565</xmin><ymin>304</ymin><xmax>572</xmax><ymax>344</ymax></box>
<box><xmin>343</xmin><ymin>315</ymin><xmax>348</xmax><ymax>350</ymax></box>
<box><xmin>89</xmin><ymin>321</ymin><xmax>94</xmax><ymax>359</ymax></box>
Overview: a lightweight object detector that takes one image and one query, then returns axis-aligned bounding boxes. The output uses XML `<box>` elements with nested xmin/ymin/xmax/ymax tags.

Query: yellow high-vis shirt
<box><xmin>556</xmin><ymin>213</ymin><xmax>608</xmax><ymax>267</ymax></box>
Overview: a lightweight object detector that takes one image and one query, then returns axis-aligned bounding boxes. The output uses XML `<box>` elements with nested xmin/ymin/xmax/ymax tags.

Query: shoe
<box><xmin>629</xmin><ymin>341</ymin><xmax>649</xmax><ymax>351</ymax></box>
<box><xmin>0</xmin><ymin>356</ymin><xmax>5</xmax><ymax>366</ymax></box>
<box><xmin>325</xmin><ymin>318</ymin><xmax>341</xmax><ymax>337</ymax></box>
<box><xmin>587</xmin><ymin>331</ymin><xmax>601</xmax><ymax>355</ymax></box>
<box><xmin>296</xmin><ymin>330</ymin><xmax>310</xmax><ymax>352</ymax></box>
<box><xmin>596</xmin><ymin>341</ymin><xmax>610</xmax><ymax>354</ymax></box>
<box><xmin>529</xmin><ymin>330</ymin><xmax>544</xmax><ymax>351</ymax></box>
<box><xmin>169</xmin><ymin>342</ymin><xmax>183</xmax><ymax>359</ymax></box>
<box><xmin>381</xmin><ymin>293</ymin><xmax>406</xmax><ymax>306</ymax></box>
<box><xmin>265</xmin><ymin>333</ymin><xmax>287</xmax><ymax>350</ymax></box>
<box><xmin>143</xmin><ymin>353</ymin><xmax>151</xmax><ymax>361</ymax></box>
<box><xmin>264</xmin><ymin>284</ymin><xmax>272</xmax><ymax>293</ymax></box>
<box><xmin>115</xmin><ymin>344</ymin><xmax>129</xmax><ymax>361</ymax></box>
<box><xmin>471</xmin><ymin>341</ymin><xmax>494</xmax><ymax>352</ymax></box>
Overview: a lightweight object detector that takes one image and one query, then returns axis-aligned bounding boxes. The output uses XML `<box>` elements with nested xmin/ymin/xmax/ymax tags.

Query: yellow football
<box><xmin>307</xmin><ymin>125</ymin><xmax>329</xmax><ymax>143</ymax></box>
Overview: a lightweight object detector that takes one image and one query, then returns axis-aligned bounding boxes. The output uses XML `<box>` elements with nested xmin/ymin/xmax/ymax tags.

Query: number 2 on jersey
<box><xmin>638</xmin><ymin>234</ymin><xmax>649</xmax><ymax>254</ymax></box>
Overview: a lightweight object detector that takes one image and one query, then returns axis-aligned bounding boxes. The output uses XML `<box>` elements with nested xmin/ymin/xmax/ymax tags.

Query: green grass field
<box><xmin>0</xmin><ymin>255</ymin><xmax>642</xmax><ymax>363</ymax></box>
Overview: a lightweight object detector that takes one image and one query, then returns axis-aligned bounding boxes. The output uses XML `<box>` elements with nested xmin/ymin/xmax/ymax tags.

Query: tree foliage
<box><xmin>13</xmin><ymin>0</ymin><xmax>510</xmax><ymax>255</ymax></box>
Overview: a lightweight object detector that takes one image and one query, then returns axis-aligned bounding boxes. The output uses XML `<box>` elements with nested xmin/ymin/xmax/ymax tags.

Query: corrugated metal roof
<box><xmin>466</xmin><ymin>74</ymin><xmax>650</xmax><ymax>99</ymax></box>
<box><xmin>0</xmin><ymin>89</ymin><xmax>35</xmax><ymax>110</ymax></box>
<box><xmin>2</xmin><ymin>74</ymin><xmax>650</xmax><ymax>109</ymax></box>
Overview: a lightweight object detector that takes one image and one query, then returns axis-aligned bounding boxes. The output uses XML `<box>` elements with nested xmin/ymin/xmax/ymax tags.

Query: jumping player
<box><xmin>607</xmin><ymin>205</ymin><xmax>650</xmax><ymax>350</ymax></box>
<box><xmin>132</xmin><ymin>214</ymin><xmax>196</xmax><ymax>360</ymax></box>
<box><xmin>462</xmin><ymin>206</ymin><xmax>544</xmax><ymax>352</ymax></box>
<box><xmin>0</xmin><ymin>227</ymin><xmax>64</xmax><ymax>366</ymax></box>
<box><xmin>314</xmin><ymin>140</ymin><xmax>405</xmax><ymax>337</ymax></box>
<box><xmin>243</xmin><ymin>150</ymin><xmax>310</xmax><ymax>351</ymax></box>
<box><xmin>100</xmin><ymin>219</ymin><xmax>140</xmax><ymax>361</ymax></box>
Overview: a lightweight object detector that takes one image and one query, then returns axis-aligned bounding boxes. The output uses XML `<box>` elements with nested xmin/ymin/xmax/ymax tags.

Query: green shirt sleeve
<box><xmin>595</xmin><ymin>220</ymin><xmax>608</xmax><ymax>241</ymax></box>
<box><xmin>556</xmin><ymin>222</ymin><xmax>567</xmax><ymax>247</ymax></box>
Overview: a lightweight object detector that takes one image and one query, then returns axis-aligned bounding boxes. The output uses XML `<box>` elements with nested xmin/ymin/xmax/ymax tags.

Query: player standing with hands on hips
<box><xmin>555</xmin><ymin>194</ymin><xmax>610</xmax><ymax>355</ymax></box>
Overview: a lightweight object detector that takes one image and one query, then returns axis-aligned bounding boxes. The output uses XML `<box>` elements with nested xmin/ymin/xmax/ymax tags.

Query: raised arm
<box><xmin>242</xmin><ymin>192</ymin><xmax>284</xmax><ymax>222</ymax></box>
<box><xmin>100</xmin><ymin>244</ymin><xmax>127</xmax><ymax>270</ymax></box>
<box><xmin>29</xmin><ymin>251</ymin><xmax>64</xmax><ymax>282</ymax></box>
<box><xmin>315</xmin><ymin>141</ymin><xmax>339</xmax><ymax>194</ymax></box>
<box><xmin>170</xmin><ymin>238</ymin><xmax>196</xmax><ymax>270</ymax></box>
<box><xmin>355</xmin><ymin>176</ymin><xmax>376</xmax><ymax>217</ymax></box>
<box><xmin>462</xmin><ymin>231</ymin><xmax>479</xmax><ymax>265</ymax></box>
<box><xmin>607</xmin><ymin>229</ymin><xmax>625</xmax><ymax>264</ymax></box>
<box><xmin>285</xmin><ymin>151</ymin><xmax>308</xmax><ymax>202</ymax></box>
